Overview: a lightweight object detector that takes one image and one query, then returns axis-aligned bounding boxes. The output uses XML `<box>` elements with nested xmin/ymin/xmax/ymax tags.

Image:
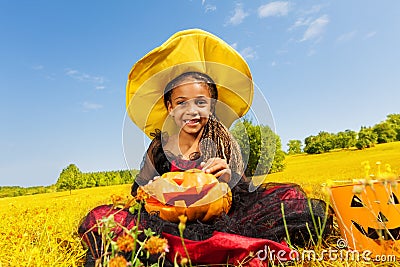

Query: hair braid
<box><xmin>200</xmin><ymin>114</ymin><xmax>244</xmax><ymax>181</ymax></box>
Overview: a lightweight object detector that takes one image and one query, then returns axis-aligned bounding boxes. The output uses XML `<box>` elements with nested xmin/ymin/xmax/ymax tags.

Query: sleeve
<box><xmin>131</xmin><ymin>137</ymin><xmax>161</xmax><ymax>197</ymax></box>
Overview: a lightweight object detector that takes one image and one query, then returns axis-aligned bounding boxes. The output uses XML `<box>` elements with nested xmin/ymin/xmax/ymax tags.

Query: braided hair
<box><xmin>164</xmin><ymin>72</ymin><xmax>244</xmax><ymax>182</ymax></box>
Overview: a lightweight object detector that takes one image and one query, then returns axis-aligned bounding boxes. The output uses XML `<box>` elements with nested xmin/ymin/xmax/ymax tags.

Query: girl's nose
<box><xmin>186</xmin><ymin>101</ymin><xmax>199</xmax><ymax>115</ymax></box>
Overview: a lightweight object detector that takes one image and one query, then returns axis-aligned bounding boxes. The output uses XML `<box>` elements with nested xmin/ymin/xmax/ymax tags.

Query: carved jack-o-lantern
<box><xmin>143</xmin><ymin>169</ymin><xmax>232</xmax><ymax>222</ymax></box>
<box><xmin>330</xmin><ymin>180</ymin><xmax>400</xmax><ymax>256</ymax></box>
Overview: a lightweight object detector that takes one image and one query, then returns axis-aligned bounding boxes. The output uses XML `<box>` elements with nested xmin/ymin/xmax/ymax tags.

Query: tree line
<box><xmin>55</xmin><ymin>164</ymin><xmax>138</xmax><ymax>194</ymax></box>
<box><xmin>0</xmin><ymin>185</ymin><xmax>56</xmax><ymax>198</ymax></box>
<box><xmin>0</xmin><ymin>167</ymin><xmax>138</xmax><ymax>198</ymax></box>
<box><xmin>287</xmin><ymin>113</ymin><xmax>400</xmax><ymax>155</ymax></box>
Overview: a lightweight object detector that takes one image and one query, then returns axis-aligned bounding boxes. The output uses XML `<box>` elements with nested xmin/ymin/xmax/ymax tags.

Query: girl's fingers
<box><xmin>202</xmin><ymin>158</ymin><xmax>229</xmax><ymax>174</ymax></box>
<box><xmin>205</xmin><ymin>163</ymin><xmax>226</xmax><ymax>174</ymax></box>
<box><xmin>201</xmin><ymin>159</ymin><xmax>215</xmax><ymax>171</ymax></box>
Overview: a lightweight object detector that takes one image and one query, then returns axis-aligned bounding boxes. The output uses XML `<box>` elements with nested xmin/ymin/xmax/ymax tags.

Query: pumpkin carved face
<box><xmin>142</xmin><ymin>169</ymin><xmax>232</xmax><ymax>222</ymax></box>
<box><xmin>329</xmin><ymin>180</ymin><xmax>400</xmax><ymax>256</ymax></box>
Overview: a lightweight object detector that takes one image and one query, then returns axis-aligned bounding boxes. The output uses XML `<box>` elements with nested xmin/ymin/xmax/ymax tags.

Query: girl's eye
<box><xmin>196</xmin><ymin>99</ymin><xmax>208</xmax><ymax>106</ymax></box>
<box><xmin>176</xmin><ymin>101</ymin><xmax>186</xmax><ymax>106</ymax></box>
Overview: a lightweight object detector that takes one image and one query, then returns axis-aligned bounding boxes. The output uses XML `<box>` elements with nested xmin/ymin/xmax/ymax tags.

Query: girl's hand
<box><xmin>201</xmin><ymin>158</ymin><xmax>231</xmax><ymax>183</ymax></box>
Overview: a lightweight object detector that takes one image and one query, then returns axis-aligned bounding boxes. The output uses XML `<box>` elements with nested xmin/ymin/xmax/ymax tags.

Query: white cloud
<box><xmin>240</xmin><ymin>47</ymin><xmax>257</xmax><ymax>60</ymax></box>
<box><xmin>288</xmin><ymin>17</ymin><xmax>313</xmax><ymax>31</ymax></box>
<box><xmin>336</xmin><ymin>31</ymin><xmax>356</xmax><ymax>43</ymax></box>
<box><xmin>205</xmin><ymin>4</ymin><xmax>216</xmax><ymax>12</ymax></box>
<box><xmin>201</xmin><ymin>0</ymin><xmax>216</xmax><ymax>12</ymax></box>
<box><xmin>95</xmin><ymin>86</ymin><xmax>105</xmax><ymax>90</ymax></box>
<box><xmin>230</xmin><ymin>43</ymin><xmax>256</xmax><ymax>60</ymax></box>
<box><xmin>227</xmin><ymin>4</ymin><xmax>248</xmax><ymax>25</ymax></box>
<box><xmin>271</xmin><ymin>61</ymin><xmax>277</xmax><ymax>67</ymax></box>
<box><xmin>65</xmin><ymin>69</ymin><xmax>78</xmax><ymax>76</ymax></box>
<box><xmin>32</xmin><ymin>65</ymin><xmax>44</xmax><ymax>70</ymax></box>
<box><xmin>83</xmin><ymin>101</ymin><xmax>103</xmax><ymax>111</ymax></box>
<box><xmin>65</xmin><ymin>68</ymin><xmax>105</xmax><ymax>87</ymax></box>
<box><xmin>364</xmin><ymin>31</ymin><xmax>377</xmax><ymax>39</ymax></box>
<box><xmin>258</xmin><ymin>1</ymin><xmax>289</xmax><ymax>18</ymax></box>
<box><xmin>300</xmin><ymin>15</ymin><xmax>329</xmax><ymax>42</ymax></box>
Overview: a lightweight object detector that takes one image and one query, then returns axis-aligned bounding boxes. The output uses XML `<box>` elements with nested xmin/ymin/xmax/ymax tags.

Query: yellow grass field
<box><xmin>0</xmin><ymin>185</ymin><xmax>132</xmax><ymax>266</ymax></box>
<box><xmin>264</xmin><ymin>141</ymin><xmax>400</xmax><ymax>199</ymax></box>
<box><xmin>1</xmin><ymin>142</ymin><xmax>400</xmax><ymax>266</ymax></box>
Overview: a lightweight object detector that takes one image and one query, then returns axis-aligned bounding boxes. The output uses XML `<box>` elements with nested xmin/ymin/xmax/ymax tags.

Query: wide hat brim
<box><xmin>126</xmin><ymin>29</ymin><xmax>254</xmax><ymax>138</ymax></box>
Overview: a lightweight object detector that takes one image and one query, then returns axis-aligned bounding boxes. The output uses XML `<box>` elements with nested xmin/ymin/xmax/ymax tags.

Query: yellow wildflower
<box><xmin>181</xmin><ymin>257</ymin><xmax>188</xmax><ymax>265</ymax></box>
<box><xmin>178</xmin><ymin>214</ymin><xmax>187</xmax><ymax>232</ymax></box>
<box><xmin>361</xmin><ymin>161</ymin><xmax>370</xmax><ymax>178</ymax></box>
<box><xmin>385</xmin><ymin>164</ymin><xmax>392</xmax><ymax>174</ymax></box>
<box><xmin>303</xmin><ymin>185</ymin><xmax>313</xmax><ymax>196</ymax></box>
<box><xmin>179</xmin><ymin>214</ymin><xmax>187</xmax><ymax>224</ymax></box>
<box><xmin>144</xmin><ymin>236</ymin><xmax>169</xmax><ymax>255</ymax></box>
<box><xmin>376</xmin><ymin>161</ymin><xmax>382</xmax><ymax>177</ymax></box>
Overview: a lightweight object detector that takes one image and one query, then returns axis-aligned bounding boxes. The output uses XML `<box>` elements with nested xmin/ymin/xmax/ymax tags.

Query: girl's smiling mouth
<box><xmin>184</xmin><ymin>118</ymin><xmax>201</xmax><ymax>125</ymax></box>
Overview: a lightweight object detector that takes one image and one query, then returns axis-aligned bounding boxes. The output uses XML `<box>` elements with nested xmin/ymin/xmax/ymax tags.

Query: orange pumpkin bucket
<box><xmin>329</xmin><ymin>179</ymin><xmax>400</xmax><ymax>256</ymax></box>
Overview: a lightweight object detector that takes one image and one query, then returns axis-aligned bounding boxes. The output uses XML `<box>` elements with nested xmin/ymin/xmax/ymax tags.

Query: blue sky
<box><xmin>1</xmin><ymin>1</ymin><xmax>399</xmax><ymax>186</ymax></box>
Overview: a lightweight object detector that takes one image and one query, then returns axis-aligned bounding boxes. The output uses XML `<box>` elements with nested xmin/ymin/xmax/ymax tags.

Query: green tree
<box><xmin>231</xmin><ymin>118</ymin><xmax>285</xmax><ymax>176</ymax></box>
<box><xmin>304</xmin><ymin>135</ymin><xmax>320</xmax><ymax>154</ymax></box>
<box><xmin>385</xmin><ymin>113</ymin><xmax>400</xmax><ymax>140</ymax></box>
<box><xmin>56</xmin><ymin>164</ymin><xmax>82</xmax><ymax>194</ymax></box>
<box><xmin>270</xmin><ymin>135</ymin><xmax>286</xmax><ymax>173</ymax></box>
<box><xmin>87</xmin><ymin>177</ymin><xmax>96</xmax><ymax>187</ymax></box>
<box><xmin>287</xmin><ymin>140</ymin><xmax>302</xmax><ymax>154</ymax></box>
<box><xmin>386</xmin><ymin>114</ymin><xmax>400</xmax><ymax>141</ymax></box>
<box><xmin>121</xmin><ymin>170</ymin><xmax>134</xmax><ymax>184</ymax></box>
<box><xmin>111</xmin><ymin>172</ymin><xmax>122</xmax><ymax>185</ymax></box>
<box><xmin>373</xmin><ymin>121</ymin><xmax>397</xmax><ymax>144</ymax></box>
<box><xmin>304</xmin><ymin>131</ymin><xmax>335</xmax><ymax>154</ymax></box>
<box><xmin>335</xmin><ymin>130</ymin><xmax>357</xmax><ymax>149</ymax></box>
<box><xmin>97</xmin><ymin>173</ymin><xmax>108</xmax><ymax>186</ymax></box>
<box><xmin>356</xmin><ymin>126</ymin><xmax>378</xmax><ymax>149</ymax></box>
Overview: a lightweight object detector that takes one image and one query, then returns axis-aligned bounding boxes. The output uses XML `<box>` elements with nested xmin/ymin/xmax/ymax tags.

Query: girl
<box><xmin>79</xmin><ymin>29</ymin><xmax>332</xmax><ymax>266</ymax></box>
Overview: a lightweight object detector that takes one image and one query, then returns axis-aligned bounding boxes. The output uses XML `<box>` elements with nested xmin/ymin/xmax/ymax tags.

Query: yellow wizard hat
<box><xmin>126</xmin><ymin>29</ymin><xmax>254</xmax><ymax>138</ymax></box>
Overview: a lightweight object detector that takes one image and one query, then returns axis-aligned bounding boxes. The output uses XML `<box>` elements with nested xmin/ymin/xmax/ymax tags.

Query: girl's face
<box><xmin>167</xmin><ymin>81</ymin><xmax>212</xmax><ymax>136</ymax></box>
